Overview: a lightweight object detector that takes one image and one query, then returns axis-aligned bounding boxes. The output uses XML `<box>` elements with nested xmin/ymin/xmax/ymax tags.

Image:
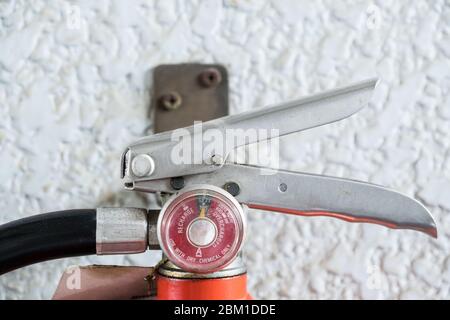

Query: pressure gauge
<box><xmin>157</xmin><ymin>185</ymin><xmax>246</xmax><ymax>273</ymax></box>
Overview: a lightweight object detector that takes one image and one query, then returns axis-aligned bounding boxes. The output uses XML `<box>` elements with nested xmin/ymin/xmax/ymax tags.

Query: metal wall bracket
<box><xmin>151</xmin><ymin>63</ymin><xmax>229</xmax><ymax>133</ymax></box>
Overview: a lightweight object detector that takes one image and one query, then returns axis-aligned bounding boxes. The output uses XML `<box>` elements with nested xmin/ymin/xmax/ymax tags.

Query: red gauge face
<box><xmin>157</xmin><ymin>186</ymin><xmax>245</xmax><ymax>273</ymax></box>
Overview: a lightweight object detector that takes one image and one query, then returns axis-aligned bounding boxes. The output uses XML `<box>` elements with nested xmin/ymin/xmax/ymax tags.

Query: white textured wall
<box><xmin>0</xmin><ymin>0</ymin><xmax>449</xmax><ymax>299</ymax></box>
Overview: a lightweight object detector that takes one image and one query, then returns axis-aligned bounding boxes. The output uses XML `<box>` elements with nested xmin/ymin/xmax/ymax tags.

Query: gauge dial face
<box><xmin>157</xmin><ymin>185</ymin><xmax>245</xmax><ymax>273</ymax></box>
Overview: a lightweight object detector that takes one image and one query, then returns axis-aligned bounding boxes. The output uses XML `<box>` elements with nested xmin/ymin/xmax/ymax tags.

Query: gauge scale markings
<box><xmin>168</xmin><ymin>197</ymin><xmax>234</xmax><ymax>265</ymax></box>
<box><xmin>159</xmin><ymin>186</ymin><xmax>245</xmax><ymax>273</ymax></box>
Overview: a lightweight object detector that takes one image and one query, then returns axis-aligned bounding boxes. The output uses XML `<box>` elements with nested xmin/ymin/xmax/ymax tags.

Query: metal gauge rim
<box><xmin>157</xmin><ymin>184</ymin><xmax>246</xmax><ymax>273</ymax></box>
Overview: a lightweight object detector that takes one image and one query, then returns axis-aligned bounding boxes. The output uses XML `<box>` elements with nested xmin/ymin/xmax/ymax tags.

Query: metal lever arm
<box><xmin>131</xmin><ymin>164</ymin><xmax>437</xmax><ymax>238</ymax></box>
<box><xmin>122</xmin><ymin>78</ymin><xmax>378</xmax><ymax>182</ymax></box>
<box><xmin>122</xmin><ymin>77</ymin><xmax>436</xmax><ymax>237</ymax></box>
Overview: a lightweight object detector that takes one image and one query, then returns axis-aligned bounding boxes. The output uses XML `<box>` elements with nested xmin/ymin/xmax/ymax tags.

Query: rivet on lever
<box><xmin>224</xmin><ymin>182</ymin><xmax>240</xmax><ymax>196</ymax></box>
<box><xmin>278</xmin><ymin>183</ymin><xmax>287</xmax><ymax>193</ymax></box>
<box><xmin>210</xmin><ymin>154</ymin><xmax>224</xmax><ymax>166</ymax></box>
<box><xmin>131</xmin><ymin>154</ymin><xmax>155</xmax><ymax>177</ymax></box>
<box><xmin>170</xmin><ymin>177</ymin><xmax>185</xmax><ymax>190</ymax></box>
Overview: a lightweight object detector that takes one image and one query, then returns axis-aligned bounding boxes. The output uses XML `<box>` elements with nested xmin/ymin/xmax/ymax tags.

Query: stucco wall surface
<box><xmin>0</xmin><ymin>0</ymin><xmax>449</xmax><ymax>299</ymax></box>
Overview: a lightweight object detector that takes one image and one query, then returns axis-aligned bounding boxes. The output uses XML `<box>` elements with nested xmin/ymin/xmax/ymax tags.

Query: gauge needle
<box><xmin>199</xmin><ymin>207</ymin><xmax>206</xmax><ymax>218</ymax></box>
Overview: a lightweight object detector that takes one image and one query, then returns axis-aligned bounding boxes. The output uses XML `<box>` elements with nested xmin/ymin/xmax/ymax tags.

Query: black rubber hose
<box><xmin>0</xmin><ymin>209</ymin><xmax>96</xmax><ymax>275</ymax></box>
